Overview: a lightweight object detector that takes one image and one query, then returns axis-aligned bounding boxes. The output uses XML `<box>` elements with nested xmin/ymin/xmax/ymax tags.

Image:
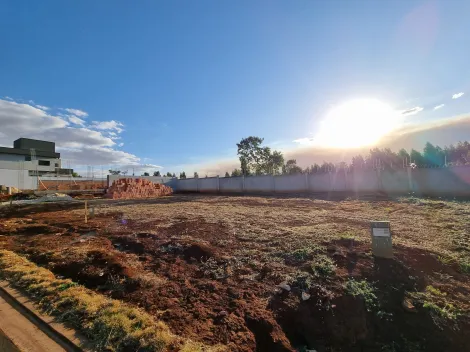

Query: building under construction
<box><xmin>0</xmin><ymin>137</ymin><xmax>73</xmax><ymax>189</ymax></box>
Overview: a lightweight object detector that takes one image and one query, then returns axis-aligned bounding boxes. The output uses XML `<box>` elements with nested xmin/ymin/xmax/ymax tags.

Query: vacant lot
<box><xmin>1</xmin><ymin>195</ymin><xmax>469</xmax><ymax>351</ymax></box>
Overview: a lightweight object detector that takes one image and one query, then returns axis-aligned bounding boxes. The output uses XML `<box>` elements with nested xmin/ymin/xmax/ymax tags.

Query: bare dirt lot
<box><xmin>1</xmin><ymin>195</ymin><xmax>469</xmax><ymax>351</ymax></box>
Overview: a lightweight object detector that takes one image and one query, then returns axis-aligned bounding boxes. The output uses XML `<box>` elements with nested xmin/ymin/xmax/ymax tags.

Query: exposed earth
<box><xmin>0</xmin><ymin>195</ymin><xmax>469</xmax><ymax>351</ymax></box>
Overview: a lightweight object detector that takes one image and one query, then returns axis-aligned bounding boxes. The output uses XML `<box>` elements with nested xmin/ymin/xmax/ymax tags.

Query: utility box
<box><xmin>370</xmin><ymin>221</ymin><xmax>392</xmax><ymax>258</ymax></box>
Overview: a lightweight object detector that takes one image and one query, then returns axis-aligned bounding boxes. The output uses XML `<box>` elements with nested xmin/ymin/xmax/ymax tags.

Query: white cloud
<box><xmin>0</xmin><ymin>98</ymin><xmax>153</xmax><ymax>169</ymax></box>
<box><xmin>68</xmin><ymin>115</ymin><xmax>86</xmax><ymax>126</ymax></box>
<box><xmin>452</xmin><ymin>92</ymin><xmax>464</xmax><ymax>99</ymax></box>
<box><xmin>118</xmin><ymin>142</ymin><xmax>124</xmax><ymax>147</ymax></box>
<box><xmin>90</xmin><ymin>120</ymin><xmax>124</xmax><ymax>133</ymax></box>
<box><xmin>35</xmin><ymin>105</ymin><xmax>49</xmax><ymax>111</ymax></box>
<box><xmin>433</xmin><ymin>104</ymin><xmax>445</xmax><ymax>110</ymax></box>
<box><xmin>293</xmin><ymin>138</ymin><xmax>314</xmax><ymax>146</ymax></box>
<box><xmin>401</xmin><ymin>106</ymin><xmax>423</xmax><ymax>116</ymax></box>
<box><xmin>63</xmin><ymin>108</ymin><xmax>88</xmax><ymax>117</ymax></box>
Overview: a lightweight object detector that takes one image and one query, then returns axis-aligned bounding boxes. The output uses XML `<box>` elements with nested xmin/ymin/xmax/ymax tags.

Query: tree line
<box><xmin>109</xmin><ymin>138</ymin><xmax>470</xmax><ymax>179</ymax></box>
<box><xmin>225</xmin><ymin>137</ymin><xmax>470</xmax><ymax>176</ymax></box>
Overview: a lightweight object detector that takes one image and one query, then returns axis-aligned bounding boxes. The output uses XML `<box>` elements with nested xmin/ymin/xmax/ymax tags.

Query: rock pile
<box><xmin>106</xmin><ymin>178</ymin><xmax>173</xmax><ymax>199</ymax></box>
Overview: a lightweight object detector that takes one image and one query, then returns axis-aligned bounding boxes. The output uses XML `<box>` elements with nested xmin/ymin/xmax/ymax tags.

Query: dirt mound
<box><xmin>183</xmin><ymin>243</ymin><xmax>215</xmax><ymax>261</ymax></box>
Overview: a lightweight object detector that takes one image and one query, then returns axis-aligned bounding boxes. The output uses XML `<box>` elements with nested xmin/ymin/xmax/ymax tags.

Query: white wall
<box><xmin>0</xmin><ymin>169</ymin><xmax>38</xmax><ymax>189</ymax></box>
<box><xmin>219</xmin><ymin>177</ymin><xmax>243</xmax><ymax>192</ymax></box>
<box><xmin>198</xmin><ymin>177</ymin><xmax>219</xmax><ymax>192</ymax></box>
<box><xmin>172</xmin><ymin>167</ymin><xmax>470</xmax><ymax>197</ymax></box>
<box><xmin>274</xmin><ymin>174</ymin><xmax>306</xmax><ymax>192</ymax></box>
<box><xmin>245</xmin><ymin>175</ymin><xmax>273</xmax><ymax>192</ymax></box>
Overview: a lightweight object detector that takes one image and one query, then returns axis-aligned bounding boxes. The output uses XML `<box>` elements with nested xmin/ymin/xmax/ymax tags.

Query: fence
<box><xmin>173</xmin><ymin>167</ymin><xmax>470</xmax><ymax>197</ymax></box>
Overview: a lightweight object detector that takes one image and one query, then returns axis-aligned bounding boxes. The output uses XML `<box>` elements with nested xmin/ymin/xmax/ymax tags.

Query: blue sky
<box><xmin>1</xmin><ymin>0</ymin><xmax>469</xmax><ymax>175</ymax></box>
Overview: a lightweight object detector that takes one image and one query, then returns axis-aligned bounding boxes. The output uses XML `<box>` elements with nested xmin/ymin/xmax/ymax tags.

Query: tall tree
<box><xmin>283</xmin><ymin>159</ymin><xmax>303</xmax><ymax>174</ymax></box>
<box><xmin>231</xmin><ymin>169</ymin><xmax>242</xmax><ymax>177</ymax></box>
<box><xmin>142</xmin><ymin>172</ymin><xmax>150</xmax><ymax>176</ymax></box>
<box><xmin>194</xmin><ymin>172</ymin><xmax>199</xmax><ymax>178</ymax></box>
<box><xmin>237</xmin><ymin>136</ymin><xmax>264</xmax><ymax>175</ymax></box>
<box><xmin>410</xmin><ymin>149</ymin><xmax>424</xmax><ymax>166</ymax></box>
<box><xmin>153</xmin><ymin>171</ymin><xmax>161</xmax><ymax>176</ymax></box>
<box><xmin>236</xmin><ymin>136</ymin><xmax>285</xmax><ymax>175</ymax></box>
<box><xmin>166</xmin><ymin>172</ymin><xmax>172</xmax><ymax>177</ymax></box>
<box><xmin>224</xmin><ymin>172</ymin><xmax>230</xmax><ymax>177</ymax></box>
<box><xmin>180</xmin><ymin>171</ymin><xmax>187</xmax><ymax>179</ymax></box>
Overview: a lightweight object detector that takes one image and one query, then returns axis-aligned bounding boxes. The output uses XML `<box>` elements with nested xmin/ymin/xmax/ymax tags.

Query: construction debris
<box><xmin>106</xmin><ymin>178</ymin><xmax>173</xmax><ymax>199</ymax></box>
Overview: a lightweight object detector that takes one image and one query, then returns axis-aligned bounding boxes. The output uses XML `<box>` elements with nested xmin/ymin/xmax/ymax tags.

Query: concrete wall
<box><xmin>172</xmin><ymin>167</ymin><xmax>470</xmax><ymax>197</ymax></box>
<box><xmin>245</xmin><ymin>175</ymin><xmax>274</xmax><ymax>192</ymax></box>
<box><xmin>0</xmin><ymin>169</ymin><xmax>37</xmax><ymax>189</ymax></box>
<box><xmin>219</xmin><ymin>177</ymin><xmax>243</xmax><ymax>192</ymax></box>
<box><xmin>198</xmin><ymin>177</ymin><xmax>219</xmax><ymax>192</ymax></box>
<box><xmin>274</xmin><ymin>174</ymin><xmax>307</xmax><ymax>192</ymax></box>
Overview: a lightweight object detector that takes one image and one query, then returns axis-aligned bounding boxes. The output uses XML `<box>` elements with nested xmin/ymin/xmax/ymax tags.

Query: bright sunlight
<box><xmin>314</xmin><ymin>99</ymin><xmax>403</xmax><ymax>148</ymax></box>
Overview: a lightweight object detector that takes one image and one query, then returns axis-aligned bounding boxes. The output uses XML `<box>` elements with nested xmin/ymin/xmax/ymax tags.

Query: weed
<box><xmin>310</xmin><ymin>254</ymin><xmax>335</xmax><ymax>278</ymax></box>
<box><xmin>284</xmin><ymin>244</ymin><xmax>325</xmax><ymax>263</ymax></box>
<box><xmin>459</xmin><ymin>257</ymin><xmax>470</xmax><ymax>274</ymax></box>
<box><xmin>345</xmin><ymin>279</ymin><xmax>378</xmax><ymax>311</ymax></box>
<box><xmin>437</xmin><ymin>255</ymin><xmax>454</xmax><ymax>266</ymax></box>
<box><xmin>409</xmin><ymin>285</ymin><xmax>460</xmax><ymax>327</ymax></box>
<box><xmin>338</xmin><ymin>232</ymin><xmax>355</xmax><ymax>240</ymax></box>
<box><xmin>290</xmin><ymin>271</ymin><xmax>314</xmax><ymax>290</ymax></box>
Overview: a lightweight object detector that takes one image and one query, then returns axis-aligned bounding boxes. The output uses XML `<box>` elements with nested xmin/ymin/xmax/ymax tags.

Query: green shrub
<box><xmin>345</xmin><ymin>279</ymin><xmax>377</xmax><ymax>311</ymax></box>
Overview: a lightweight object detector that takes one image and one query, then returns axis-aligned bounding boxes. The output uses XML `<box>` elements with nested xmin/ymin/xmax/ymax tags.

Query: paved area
<box><xmin>0</xmin><ymin>295</ymin><xmax>65</xmax><ymax>352</ymax></box>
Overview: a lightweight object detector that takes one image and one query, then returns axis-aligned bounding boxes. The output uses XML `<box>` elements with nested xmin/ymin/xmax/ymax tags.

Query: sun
<box><xmin>314</xmin><ymin>99</ymin><xmax>402</xmax><ymax>148</ymax></box>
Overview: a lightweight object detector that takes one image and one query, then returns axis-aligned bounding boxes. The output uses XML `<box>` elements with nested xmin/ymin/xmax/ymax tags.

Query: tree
<box><xmin>108</xmin><ymin>169</ymin><xmax>121</xmax><ymax>175</ymax></box>
<box><xmin>423</xmin><ymin>142</ymin><xmax>444</xmax><ymax>167</ymax></box>
<box><xmin>153</xmin><ymin>171</ymin><xmax>161</xmax><ymax>176</ymax></box>
<box><xmin>283</xmin><ymin>159</ymin><xmax>303</xmax><ymax>174</ymax></box>
<box><xmin>231</xmin><ymin>169</ymin><xmax>242</xmax><ymax>177</ymax></box>
<box><xmin>142</xmin><ymin>172</ymin><xmax>150</xmax><ymax>176</ymax></box>
<box><xmin>410</xmin><ymin>149</ymin><xmax>424</xmax><ymax>166</ymax></box>
<box><xmin>194</xmin><ymin>172</ymin><xmax>199</xmax><ymax>178</ymax></box>
<box><xmin>71</xmin><ymin>172</ymin><xmax>81</xmax><ymax>178</ymax></box>
<box><xmin>172</xmin><ymin>173</ymin><xmax>176</xmax><ymax>178</ymax></box>
<box><xmin>180</xmin><ymin>171</ymin><xmax>187</xmax><ymax>179</ymax></box>
<box><xmin>166</xmin><ymin>172</ymin><xmax>172</xmax><ymax>177</ymax></box>
<box><xmin>225</xmin><ymin>172</ymin><xmax>230</xmax><ymax>177</ymax></box>
<box><xmin>236</xmin><ymin>136</ymin><xmax>285</xmax><ymax>175</ymax></box>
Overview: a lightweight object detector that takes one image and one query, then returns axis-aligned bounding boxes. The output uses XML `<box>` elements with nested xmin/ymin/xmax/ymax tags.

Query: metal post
<box><xmin>217</xmin><ymin>175</ymin><xmax>220</xmax><ymax>193</ymax></box>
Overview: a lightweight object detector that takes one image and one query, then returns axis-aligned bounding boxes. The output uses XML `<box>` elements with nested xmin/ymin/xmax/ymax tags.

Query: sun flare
<box><xmin>314</xmin><ymin>99</ymin><xmax>402</xmax><ymax>148</ymax></box>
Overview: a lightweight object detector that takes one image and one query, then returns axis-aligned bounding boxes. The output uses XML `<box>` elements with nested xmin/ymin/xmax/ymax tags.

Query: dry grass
<box><xmin>89</xmin><ymin>196</ymin><xmax>470</xmax><ymax>265</ymax></box>
<box><xmin>0</xmin><ymin>250</ymin><xmax>225</xmax><ymax>352</ymax></box>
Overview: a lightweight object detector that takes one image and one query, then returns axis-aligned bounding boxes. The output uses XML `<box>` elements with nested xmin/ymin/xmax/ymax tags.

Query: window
<box><xmin>38</xmin><ymin>160</ymin><xmax>50</xmax><ymax>166</ymax></box>
<box><xmin>55</xmin><ymin>163</ymin><xmax>59</xmax><ymax>167</ymax></box>
<box><xmin>25</xmin><ymin>156</ymin><xmax>31</xmax><ymax>161</ymax></box>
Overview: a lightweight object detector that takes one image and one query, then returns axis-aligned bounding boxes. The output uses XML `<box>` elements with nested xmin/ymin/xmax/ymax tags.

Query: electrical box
<box><xmin>370</xmin><ymin>221</ymin><xmax>392</xmax><ymax>258</ymax></box>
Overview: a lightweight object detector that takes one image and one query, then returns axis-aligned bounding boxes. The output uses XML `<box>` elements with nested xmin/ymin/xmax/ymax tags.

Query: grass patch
<box><xmin>338</xmin><ymin>232</ymin><xmax>356</xmax><ymax>240</ymax></box>
<box><xmin>0</xmin><ymin>250</ymin><xmax>224</xmax><ymax>352</ymax></box>
<box><xmin>459</xmin><ymin>257</ymin><xmax>470</xmax><ymax>274</ymax></box>
<box><xmin>409</xmin><ymin>285</ymin><xmax>460</xmax><ymax>327</ymax></box>
<box><xmin>310</xmin><ymin>254</ymin><xmax>336</xmax><ymax>278</ymax></box>
<box><xmin>345</xmin><ymin>279</ymin><xmax>378</xmax><ymax>311</ymax></box>
<box><xmin>282</xmin><ymin>244</ymin><xmax>325</xmax><ymax>263</ymax></box>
